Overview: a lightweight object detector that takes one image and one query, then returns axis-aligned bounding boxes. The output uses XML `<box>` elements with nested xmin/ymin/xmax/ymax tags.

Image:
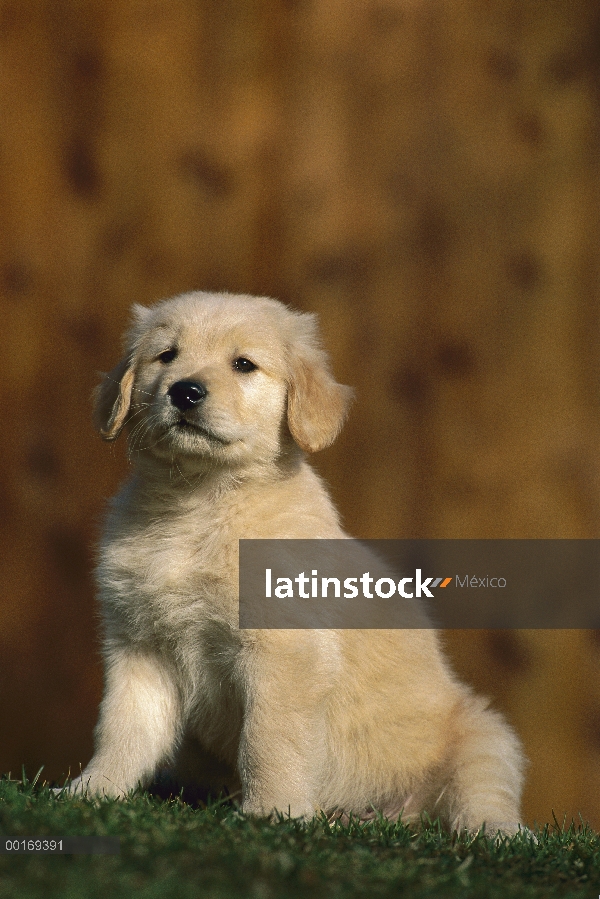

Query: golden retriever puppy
<box><xmin>65</xmin><ymin>290</ymin><xmax>524</xmax><ymax>833</ymax></box>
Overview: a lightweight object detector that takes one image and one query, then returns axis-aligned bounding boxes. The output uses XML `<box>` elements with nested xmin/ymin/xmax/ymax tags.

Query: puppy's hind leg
<box><xmin>64</xmin><ymin>648</ymin><xmax>181</xmax><ymax>799</ymax></box>
<box><xmin>439</xmin><ymin>695</ymin><xmax>525</xmax><ymax>837</ymax></box>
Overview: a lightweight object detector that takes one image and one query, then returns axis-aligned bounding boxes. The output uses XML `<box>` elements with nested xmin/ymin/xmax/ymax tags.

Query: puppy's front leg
<box><xmin>238</xmin><ymin>637</ymin><xmax>330</xmax><ymax>820</ymax></box>
<box><xmin>67</xmin><ymin>648</ymin><xmax>181</xmax><ymax>798</ymax></box>
<box><xmin>239</xmin><ymin>715</ymin><xmax>323</xmax><ymax>820</ymax></box>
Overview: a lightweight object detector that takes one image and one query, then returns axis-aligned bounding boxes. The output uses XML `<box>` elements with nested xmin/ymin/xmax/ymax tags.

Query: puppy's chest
<box><xmin>100</xmin><ymin>507</ymin><xmax>237</xmax><ymax>645</ymax></box>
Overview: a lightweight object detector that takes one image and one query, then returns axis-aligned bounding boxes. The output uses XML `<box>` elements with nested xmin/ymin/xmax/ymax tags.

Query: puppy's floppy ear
<box><xmin>286</xmin><ymin>321</ymin><xmax>354</xmax><ymax>453</ymax></box>
<box><xmin>93</xmin><ymin>304</ymin><xmax>151</xmax><ymax>441</ymax></box>
<box><xmin>93</xmin><ymin>356</ymin><xmax>136</xmax><ymax>441</ymax></box>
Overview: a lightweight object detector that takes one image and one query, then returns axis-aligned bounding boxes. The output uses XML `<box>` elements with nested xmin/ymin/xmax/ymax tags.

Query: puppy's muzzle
<box><xmin>167</xmin><ymin>380</ymin><xmax>208</xmax><ymax>412</ymax></box>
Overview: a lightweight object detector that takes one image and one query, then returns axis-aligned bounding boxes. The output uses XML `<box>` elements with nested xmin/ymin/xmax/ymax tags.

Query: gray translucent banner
<box><xmin>238</xmin><ymin>540</ymin><xmax>600</xmax><ymax>628</ymax></box>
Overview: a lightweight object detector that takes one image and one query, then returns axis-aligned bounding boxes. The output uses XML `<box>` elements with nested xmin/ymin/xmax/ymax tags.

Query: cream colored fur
<box><xmin>65</xmin><ymin>290</ymin><xmax>524</xmax><ymax>833</ymax></box>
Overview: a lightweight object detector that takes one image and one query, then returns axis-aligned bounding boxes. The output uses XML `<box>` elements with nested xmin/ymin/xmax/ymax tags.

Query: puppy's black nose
<box><xmin>167</xmin><ymin>380</ymin><xmax>207</xmax><ymax>411</ymax></box>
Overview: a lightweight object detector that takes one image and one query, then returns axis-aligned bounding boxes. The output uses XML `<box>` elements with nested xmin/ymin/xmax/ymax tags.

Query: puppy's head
<box><xmin>94</xmin><ymin>292</ymin><xmax>353</xmax><ymax>469</ymax></box>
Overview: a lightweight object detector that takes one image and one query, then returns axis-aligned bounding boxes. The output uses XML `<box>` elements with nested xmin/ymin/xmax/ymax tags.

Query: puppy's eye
<box><xmin>233</xmin><ymin>357</ymin><xmax>257</xmax><ymax>373</ymax></box>
<box><xmin>158</xmin><ymin>349</ymin><xmax>178</xmax><ymax>364</ymax></box>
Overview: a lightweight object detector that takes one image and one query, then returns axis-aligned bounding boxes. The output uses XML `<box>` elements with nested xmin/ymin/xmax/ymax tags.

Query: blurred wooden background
<box><xmin>1</xmin><ymin>0</ymin><xmax>600</xmax><ymax>827</ymax></box>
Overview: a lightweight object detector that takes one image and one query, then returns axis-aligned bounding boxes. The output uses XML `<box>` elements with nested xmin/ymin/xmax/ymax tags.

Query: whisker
<box><xmin>127</xmin><ymin>415</ymin><xmax>155</xmax><ymax>443</ymax></box>
<box><xmin>128</xmin><ymin>421</ymin><xmax>161</xmax><ymax>455</ymax></box>
<box><xmin>174</xmin><ymin>461</ymin><xmax>193</xmax><ymax>489</ymax></box>
<box><xmin>123</xmin><ymin>405</ymin><xmax>153</xmax><ymax>427</ymax></box>
<box><xmin>136</xmin><ymin>427</ymin><xmax>174</xmax><ymax>454</ymax></box>
<box><xmin>126</xmin><ymin>412</ymin><xmax>165</xmax><ymax>460</ymax></box>
<box><xmin>101</xmin><ymin>373</ymin><xmax>155</xmax><ymax>399</ymax></box>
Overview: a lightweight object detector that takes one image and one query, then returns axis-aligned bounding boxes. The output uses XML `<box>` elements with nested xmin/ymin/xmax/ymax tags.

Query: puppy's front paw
<box><xmin>469</xmin><ymin>821</ymin><xmax>536</xmax><ymax>843</ymax></box>
<box><xmin>242</xmin><ymin>797</ymin><xmax>315</xmax><ymax>820</ymax></box>
<box><xmin>53</xmin><ymin>771</ymin><xmax>125</xmax><ymax>799</ymax></box>
<box><xmin>489</xmin><ymin>823</ymin><xmax>538</xmax><ymax>843</ymax></box>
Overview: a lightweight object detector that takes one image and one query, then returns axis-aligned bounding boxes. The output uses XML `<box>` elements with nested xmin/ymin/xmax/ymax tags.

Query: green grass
<box><xmin>0</xmin><ymin>774</ymin><xmax>599</xmax><ymax>898</ymax></box>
